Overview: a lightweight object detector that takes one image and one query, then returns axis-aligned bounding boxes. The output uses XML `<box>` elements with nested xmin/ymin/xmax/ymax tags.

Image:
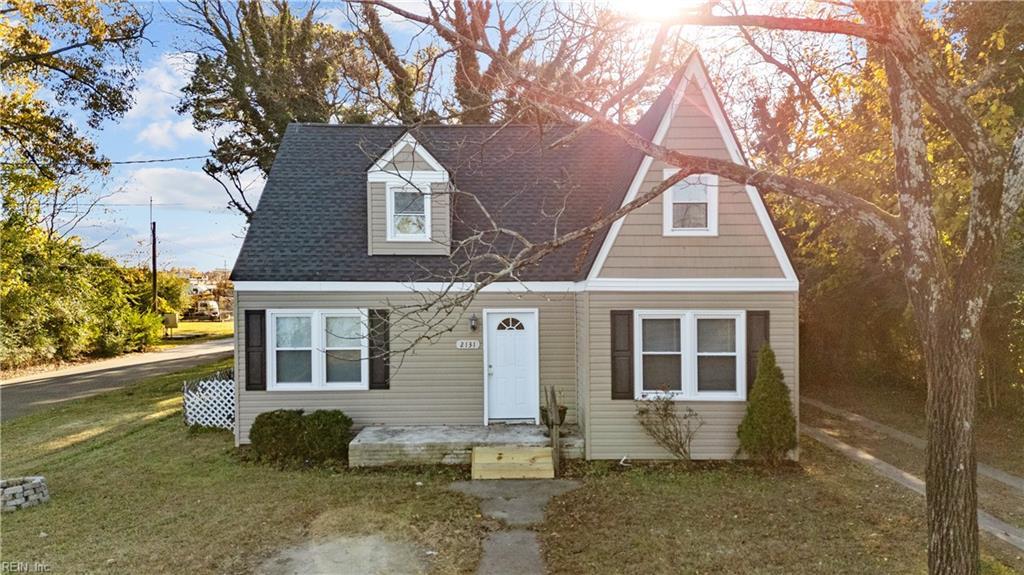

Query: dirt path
<box><xmin>802</xmin><ymin>424</ymin><xmax>1024</xmax><ymax>553</ymax></box>
<box><xmin>802</xmin><ymin>397</ymin><xmax>1024</xmax><ymax>493</ymax></box>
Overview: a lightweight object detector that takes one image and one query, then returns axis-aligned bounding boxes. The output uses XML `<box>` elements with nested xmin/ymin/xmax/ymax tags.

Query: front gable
<box><xmin>587</xmin><ymin>55</ymin><xmax>797</xmax><ymax>285</ymax></box>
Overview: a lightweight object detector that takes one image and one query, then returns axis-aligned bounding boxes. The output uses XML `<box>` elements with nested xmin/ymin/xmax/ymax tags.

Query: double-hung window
<box><xmin>662</xmin><ymin>169</ymin><xmax>718</xmax><ymax>236</ymax></box>
<box><xmin>634</xmin><ymin>310</ymin><xmax>745</xmax><ymax>400</ymax></box>
<box><xmin>387</xmin><ymin>184</ymin><xmax>431</xmax><ymax>241</ymax></box>
<box><xmin>268</xmin><ymin>309</ymin><xmax>369</xmax><ymax>390</ymax></box>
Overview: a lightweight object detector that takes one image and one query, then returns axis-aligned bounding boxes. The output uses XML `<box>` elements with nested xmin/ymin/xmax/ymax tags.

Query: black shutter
<box><xmin>746</xmin><ymin>310</ymin><xmax>770</xmax><ymax>389</ymax></box>
<box><xmin>369</xmin><ymin>309</ymin><xmax>390</xmax><ymax>390</ymax></box>
<box><xmin>244</xmin><ymin>310</ymin><xmax>266</xmax><ymax>391</ymax></box>
<box><xmin>610</xmin><ymin>310</ymin><xmax>634</xmax><ymax>400</ymax></box>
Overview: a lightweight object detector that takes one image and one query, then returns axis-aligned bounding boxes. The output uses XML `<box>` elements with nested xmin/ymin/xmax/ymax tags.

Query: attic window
<box><xmin>662</xmin><ymin>170</ymin><xmax>718</xmax><ymax>237</ymax></box>
<box><xmin>386</xmin><ymin>184</ymin><xmax>431</xmax><ymax>242</ymax></box>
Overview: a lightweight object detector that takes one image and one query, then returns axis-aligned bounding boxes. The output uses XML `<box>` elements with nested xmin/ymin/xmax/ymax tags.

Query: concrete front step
<box><xmin>348</xmin><ymin>424</ymin><xmax>583</xmax><ymax>467</ymax></box>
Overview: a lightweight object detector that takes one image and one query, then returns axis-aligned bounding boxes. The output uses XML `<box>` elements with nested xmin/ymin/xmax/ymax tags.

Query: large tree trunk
<box><xmin>925</xmin><ymin>319</ymin><xmax>980</xmax><ymax>575</ymax></box>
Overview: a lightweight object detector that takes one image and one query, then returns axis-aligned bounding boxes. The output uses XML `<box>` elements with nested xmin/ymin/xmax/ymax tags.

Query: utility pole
<box><xmin>151</xmin><ymin>197</ymin><xmax>157</xmax><ymax>313</ymax></box>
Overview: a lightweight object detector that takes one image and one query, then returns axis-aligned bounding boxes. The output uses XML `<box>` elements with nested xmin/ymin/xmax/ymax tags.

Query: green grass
<box><xmin>542</xmin><ymin>444</ymin><xmax>1022</xmax><ymax>574</ymax></box>
<box><xmin>802</xmin><ymin>403</ymin><xmax>1024</xmax><ymax>531</ymax></box>
<box><xmin>0</xmin><ymin>359</ymin><xmax>483</xmax><ymax>574</ymax></box>
<box><xmin>2</xmin><ymin>360</ymin><xmax>1019</xmax><ymax>574</ymax></box>
<box><xmin>155</xmin><ymin>320</ymin><xmax>233</xmax><ymax>349</ymax></box>
<box><xmin>803</xmin><ymin>378</ymin><xmax>1024</xmax><ymax>478</ymax></box>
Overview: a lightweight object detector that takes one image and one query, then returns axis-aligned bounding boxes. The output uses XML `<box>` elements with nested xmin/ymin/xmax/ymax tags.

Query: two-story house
<box><xmin>229</xmin><ymin>52</ymin><xmax>799</xmax><ymax>462</ymax></box>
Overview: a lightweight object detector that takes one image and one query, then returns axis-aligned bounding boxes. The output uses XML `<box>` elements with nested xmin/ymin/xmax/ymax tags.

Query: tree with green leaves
<box><xmin>1</xmin><ymin>0</ymin><xmax>148</xmax><ymax>231</ymax></box>
<box><xmin>738</xmin><ymin>3</ymin><xmax>1024</xmax><ymax>417</ymax></box>
<box><xmin>365</xmin><ymin>2</ymin><xmax>1024</xmax><ymax>572</ymax></box>
<box><xmin>176</xmin><ymin>0</ymin><xmax>378</xmax><ymax>219</ymax></box>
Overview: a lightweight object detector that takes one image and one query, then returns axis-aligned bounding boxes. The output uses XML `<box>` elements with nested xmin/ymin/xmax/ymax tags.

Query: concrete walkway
<box><xmin>451</xmin><ymin>479</ymin><xmax>580</xmax><ymax>575</ymax></box>
<box><xmin>0</xmin><ymin>338</ymin><xmax>232</xmax><ymax>421</ymax></box>
<box><xmin>802</xmin><ymin>424</ymin><xmax>1024</xmax><ymax>553</ymax></box>
<box><xmin>802</xmin><ymin>397</ymin><xmax>1024</xmax><ymax>494</ymax></box>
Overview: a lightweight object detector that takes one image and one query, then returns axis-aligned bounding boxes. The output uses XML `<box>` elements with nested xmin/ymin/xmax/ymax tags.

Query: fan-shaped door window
<box><xmin>497</xmin><ymin>317</ymin><xmax>525</xmax><ymax>331</ymax></box>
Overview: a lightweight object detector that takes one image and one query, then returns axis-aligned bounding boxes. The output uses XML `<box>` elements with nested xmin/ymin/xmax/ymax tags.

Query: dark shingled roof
<box><xmin>231</xmin><ymin>75</ymin><xmax>681</xmax><ymax>283</ymax></box>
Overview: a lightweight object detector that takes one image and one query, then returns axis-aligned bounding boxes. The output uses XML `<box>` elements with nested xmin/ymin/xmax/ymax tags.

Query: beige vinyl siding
<box><xmin>234</xmin><ymin>291</ymin><xmax>578</xmax><ymax>444</ymax></box>
<box><xmin>598</xmin><ymin>81</ymin><xmax>784</xmax><ymax>279</ymax></box>
<box><xmin>366</xmin><ymin>181</ymin><xmax>451</xmax><ymax>256</ymax></box>
<box><xmin>381</xmin><ymin>145</ymin><xmax>436</xmax><ymax>172</ymax></box>
<box><xmin>585</xmin><ymin>291</ymin><xmax>799</xmax><ymax>460</ymax></box>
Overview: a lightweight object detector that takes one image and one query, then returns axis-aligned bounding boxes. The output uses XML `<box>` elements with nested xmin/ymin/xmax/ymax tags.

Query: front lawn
<box><xmin>802</xmin><ymin>402</ymin><xmax>1024</xmax><ymax>531</ymax></box>
<box><xmin>2</xmin><ymin>361</ymin><xmax>1019</xmax><ymax>574</ymax></box>
<box><xmin>0</xmin><ymin>359</ymin><xmax>483</xmax><ymax>574</ymax></box>
<box><xmin>541</xmin><ymin>443</ymin><xmax>1022</xmax><ymax>574</ymax></box>
<box><xmin>803</xmin><ymin>378</ymin><xmax>1023</xmax><ymax>478</ymax></box>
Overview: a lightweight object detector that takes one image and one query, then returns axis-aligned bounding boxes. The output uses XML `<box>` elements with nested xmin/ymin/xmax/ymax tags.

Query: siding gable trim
<box><xmin>369</xmin><ymin>132</ymin><xmax>447</xmax><ymax>174</ymax></box>
<box><xmin>585</xmin><ymin>53</ymin><xmax>798</xmax><ymax>284</ymax></box>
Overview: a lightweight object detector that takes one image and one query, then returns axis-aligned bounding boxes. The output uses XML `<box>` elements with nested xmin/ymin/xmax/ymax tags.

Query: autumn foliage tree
<box><xmin>356</xmin><ymin>2</ymin><xmax>1023</xmax><ymax>573</ymax></box>
<box><xmin>1</xmin><ymin>0</ymin><xmax>147</xmax><ymax>230</ymax></box>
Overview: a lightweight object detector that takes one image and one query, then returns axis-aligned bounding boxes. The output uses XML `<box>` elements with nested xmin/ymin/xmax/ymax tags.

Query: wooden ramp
<box><xmin>471</xmin><ymin>446</ymin><xmax>554</xmax><ymax>480</ymax></box>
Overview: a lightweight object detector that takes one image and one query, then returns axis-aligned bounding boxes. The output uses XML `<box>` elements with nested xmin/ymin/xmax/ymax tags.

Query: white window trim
<box><xmin>633</xmin><ymin>309</ymin><xmax>746</xmax><ymax>401</ymax></box>
<box><xmin>267</xmin><ymin>309</ymin><xmax>369</xmax><ymax>391</ymax></box>
<box><xmin>662</xmin><ymin>169</ymin><xmax>718</xmax><ymax>237</ymax></box>
<box><xmin>385</xmin><ymin>181</ymin><xmax>432</xmax><ymax>242</ymax></box>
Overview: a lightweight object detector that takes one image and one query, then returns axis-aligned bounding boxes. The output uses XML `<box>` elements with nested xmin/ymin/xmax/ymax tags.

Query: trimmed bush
<box><xmin>737</xmin><ymin>345</ymin><xmax>797</xmax><ymax>464</ymax></box>
<box><xmin>249</xmin><ymin>409</ymin><xmax>306</xmax><ymax>463</ymax></box>
<box><xmin>303</xmin><ymin>409</ymin><xmax>354</xmax><ymax>462</ymax></box>
<box><xmin>248</xmin><ymin>409</ymin><xmax>354</xmax><ymax>466</ymax></box>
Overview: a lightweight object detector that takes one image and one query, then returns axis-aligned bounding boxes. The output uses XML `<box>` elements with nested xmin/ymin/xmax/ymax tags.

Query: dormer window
<box><xmin>367</xmin><ymin>133</ymin><xmax>450</xmax><ymax>253</ymax></box>
<box><xmin>387</xmin><ymin>184</ymin><xmax>431</xmax><ymax>241</ymax></box>
<box><xmin>662</xmin><ymin>169</ymin><xmax>718</xmax><ymax>236</ymax></box>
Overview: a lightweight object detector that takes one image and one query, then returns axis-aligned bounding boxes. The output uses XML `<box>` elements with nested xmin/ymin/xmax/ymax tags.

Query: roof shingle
<box><xmin>231</xmin><ymin>122</ymin><xmax>654</xmax><ymax>282</ymax></box>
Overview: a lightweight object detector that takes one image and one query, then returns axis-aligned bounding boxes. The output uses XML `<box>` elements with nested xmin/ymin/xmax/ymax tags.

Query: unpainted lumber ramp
<box><xmin>471</xmin><ymin>446</ymin><xmax>554</xmax><ymax>480</ymax></box>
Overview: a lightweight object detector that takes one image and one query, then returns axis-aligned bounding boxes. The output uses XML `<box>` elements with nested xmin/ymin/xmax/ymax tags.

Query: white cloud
<box><xmin>111</xmin><ymin>167</ymin><xmax>264</xmax><ymax>212</ymax></box>
<box><xmin>321</xmin><ymin>1</ymin><xmax>430</xmax><ymax>34</ymax></box>
<box><xmin>126</xmin><ymin>52</ymin><xmax>194</xmax><ymax>121</ymax></box>
<box><xmin>320</xmin><ymin>6</ymin><xmax>351</xmax><ymax>29</ymax></box>
<box><xmin>135</xmin><ymin>118</ymin><xmax>204</xmax><ymax>149</ymax></box>
<box><xmin>376</xmin><ymin>1</ymin><xmax>432</xmax><ymax>33</ymax></box>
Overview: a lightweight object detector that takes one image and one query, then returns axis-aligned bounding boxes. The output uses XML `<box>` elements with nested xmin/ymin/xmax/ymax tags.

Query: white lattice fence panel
<box><xmin>183</xmin><ymin>378</ymin><xmax>235</xmax><ymax>429</ymax></box>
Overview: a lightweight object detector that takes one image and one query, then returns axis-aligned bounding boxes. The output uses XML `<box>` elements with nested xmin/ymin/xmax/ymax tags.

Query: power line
<box><xmin>109</xmin><ymin>154</ymin><xmax>211</xmax><ymax>165</ymax></box>
<box><xmin>0</xmin><ymin>154</ymin><xmax>212</xmax><ymax>167</ymax></box>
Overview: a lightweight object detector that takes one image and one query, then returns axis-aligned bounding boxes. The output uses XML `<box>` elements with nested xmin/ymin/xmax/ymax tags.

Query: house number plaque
<box><xmin>455</xmin><ymin>340</ymin><xmax>480</xmax><ymax>350</ymax></box>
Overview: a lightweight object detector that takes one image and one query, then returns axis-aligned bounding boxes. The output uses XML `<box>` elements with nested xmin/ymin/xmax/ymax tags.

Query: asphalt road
<box><xmin>0</xmin><ymin>339</ymin><xmax>233</xmax><ymax>422</ymax></box>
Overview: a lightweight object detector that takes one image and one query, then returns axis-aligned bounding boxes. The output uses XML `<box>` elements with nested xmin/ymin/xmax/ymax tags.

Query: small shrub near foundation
<box><xmin>249</xmin><ymin>409</ymin><xmax>353</xmax><ymax>466</ymax></box>
<box><xmin>304</xmin><ymin>410</ymin><xmax>355</xmax><ymax>462</ymax></box>
<box><xmin>737</xmin><ymin>345</ymin><xmax>797</xmax><ymax>465</ymax></box>
<box><xmin>635</xmin><ymin>393</ymin><xmax>704</xmax><ymax>462</ymax></box>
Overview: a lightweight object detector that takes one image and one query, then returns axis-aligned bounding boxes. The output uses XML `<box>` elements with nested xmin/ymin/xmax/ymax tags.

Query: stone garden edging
<box><xmin>2</xmin><ymin>476</ymin><xmax>49</xmax><ymax>512</ymax></box>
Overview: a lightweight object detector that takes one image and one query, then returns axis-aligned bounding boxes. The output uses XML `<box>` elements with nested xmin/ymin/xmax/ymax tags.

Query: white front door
<box><xmin>485</xmin><ymin>310</ymin><xmax>539</xmax><ymax>422</ymax></box>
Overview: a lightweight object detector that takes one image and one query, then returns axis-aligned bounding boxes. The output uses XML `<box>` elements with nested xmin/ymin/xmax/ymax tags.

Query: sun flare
<box><xmin>606</xmin><ymin>0</ymin><xmax>704</xmax><ymax>22</ymax></box>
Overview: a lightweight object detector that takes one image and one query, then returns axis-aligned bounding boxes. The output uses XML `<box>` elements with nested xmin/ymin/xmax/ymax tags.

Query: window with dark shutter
<box><xmin>610</xmin><ymin>310</ymin><xmax>634</xmax><ymax>399</ymax></box>
<box><xmin>368</xmin><ymin>309</ymin><xmax>390</xmax><ymax>390</ymax></box>
<box><xmin>746</xmin><ymin>310</ymin><xmax>770</xmax><ymax>389</ymax></box>
<box><xmin>244</xmin><ymin>310</ymin><xmax>267</xmax><ymax>391</ymax></box>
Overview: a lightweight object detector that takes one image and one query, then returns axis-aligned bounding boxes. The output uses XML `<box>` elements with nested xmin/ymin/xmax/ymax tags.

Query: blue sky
<box><xmin>71</xmin><ymin>1</ymin><xmax>725</xmax><ymax>272</ymax></box>
<box><xmin>73</xmin><ymin>2</ymin><xmax>431</xmax><ymax>271</ymax></box>
<box><xmin>75</xmin><ymin>10</ymin><xmax>246</xmax><ymax>272</ymax></box>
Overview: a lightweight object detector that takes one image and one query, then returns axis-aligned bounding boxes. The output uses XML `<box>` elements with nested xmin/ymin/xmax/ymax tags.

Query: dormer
<box><xmin>366</xmin><ymin>133</ymin><xmax>451</xmax><ymax>256</ymax></box>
